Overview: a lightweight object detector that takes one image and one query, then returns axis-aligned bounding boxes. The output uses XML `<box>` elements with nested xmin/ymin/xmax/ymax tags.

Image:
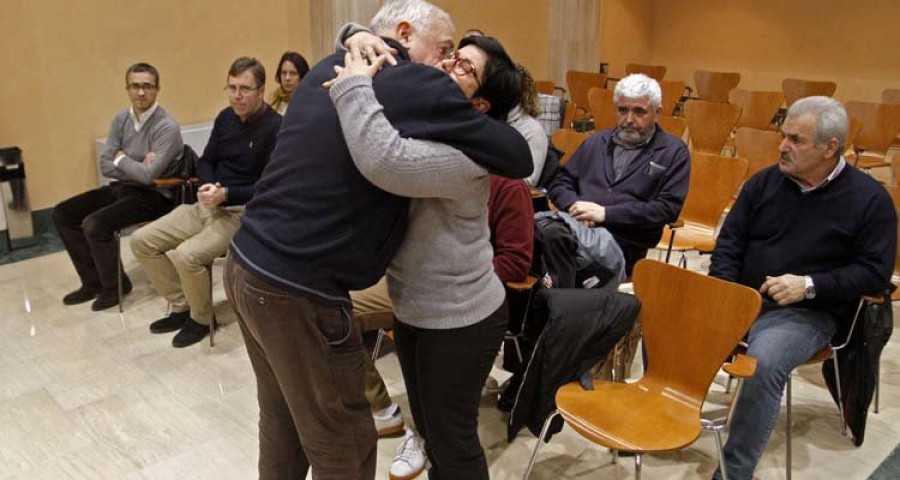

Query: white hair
<box><xmin>787</xmin><ymin>96</ymin><xmax>848</xmax><ymax>156</ymax></box>
<box><xmin>370</xmin><ymin>0</ymin><xmax>454</xmax><ymax>37</ymax></box>
<box><xmin>613</xmin><ymin>73</ymin><xmax>662</xmax><ymax>110</ymax></box>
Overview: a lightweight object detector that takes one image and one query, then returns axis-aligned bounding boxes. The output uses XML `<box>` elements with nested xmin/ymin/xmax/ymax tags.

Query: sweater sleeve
<box><xmin>98</xmin><ymin>113</ymin><xmax>130</xmax><ymax>181</ymax></box>
<box><xmin>114</xmin><ymin>118</ymin><xmax>183</xmax><ymax>185</ymax></box>
<box><xmin>330</xmin><ymin>74</ymin><xmax>487</xmax><ymax>199</ymax></box>
<box><xmin>708</xmin><ymin>176</ymin><xmax>757</xmax><ymax>282</ymax></box>
<box><xmin>195</xmin><ymin>115</ymin><xmax>220</xmax><ymax>187</ymax></box>
<box><xmin>489</xmin><ymin>177</ymin><xmax>535</xmax><ymax>284</ymax></box>
<box><xmin>810</xmin><ymin>188</ymin><xmax>897</xmax><ymax>302</ymax></box>
<box><xmin>603</xmin><ymin>140</ymin><xmax>690</xmax><ymax>227</ymax></box>
<box><xmin>510</xmin><ymin>113</ymin><xmax>548</xmax><ymax>188</ymax></box>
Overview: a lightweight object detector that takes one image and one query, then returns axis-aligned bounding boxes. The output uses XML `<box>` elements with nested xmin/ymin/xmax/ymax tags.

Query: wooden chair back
<box><xmin>625</xmin><ymin>63</ymin><xmax>667</xmax><ymax>81</ymax></box>
<box><xmin>844</xmin><ymin>101</ymin><xmax>900</xmax><ymax>156</ymax></box>
<box><xmin>659</xmin><ymin>80</ymin><xmax>687</xmax><ymax>117</ymax></box>
<box><xmin>566</xmin><ymin>70</ymin><xmax>608</xmax><ymax>112</ymax></box>
<box><xmin>658</xmin><ymin>115</ymin><xmax>686</xmax><ymax>139</ymax></box>
<box><xmin>884</xmin><ymin>88</ymin><xmax>900</xmax><ymax>105</ymax></box>
<box><xmin>693</xmin><ymin>70</ymin><xmax>741</xmax><ymax>103</ymax></box>
<box><xmin>733</xmin><ymin>127</ymin><xmax>782</xmax><ymax>179</ymax></box>
<box><xmin>535</xmin><ymin>80</ymin><xmax>555</xmax><ymax>95</ymax></box>
<box><xmin>633</xmin><ymin>259</ymin><xmax>762</xmax><ymax>406</ymax></box>
<box><xmin>587</xmin><ymin>87</ymin><xmax>617</xmax><ymax>131</ymax></box>
<box><xmin>782</xmin><ymin>78</ymin><xmax>837</xmax><ymax>107</ymax></box>
<box><xmin>729</xmin><ymin>89</ymin><xmax>784</xmax><ymax>130</ymax></box>
<box><xmin>683</xmin><ymin>100</ymin><xmax>743</xmax><ymax>154</ymax></box>
<box><xmin>680</xmin><ymin>152</ymin><xmax>748</xmax><ymax>230</ymax></box>
<box><xmin>551</xmin><ymin>129</ymin><xmax>591</xmax><ymax>166</ymax></box>
<box><xmin>845</xmin><ymin>113</ymin><xmax>863</xmax><ymax>155</ymax></box>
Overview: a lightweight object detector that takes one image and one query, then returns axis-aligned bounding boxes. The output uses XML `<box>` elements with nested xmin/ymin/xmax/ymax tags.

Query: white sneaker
<box><xmin>373</xmin><ymin>403</ymin><xmax>405</xmax><ymax>437</ymax></box>
<box><xmin>390</xmin><ymin>429</ymin><xmax>427</xmax><ymax>480</ymax></box>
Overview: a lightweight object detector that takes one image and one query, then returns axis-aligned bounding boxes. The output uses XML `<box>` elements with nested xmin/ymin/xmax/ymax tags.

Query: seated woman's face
<box><xmin>441</xmin><ymin>45</ymin><xmax>487</xmax><ymax>100</ymax></box>
<box><xmin>279</xmin><ymin>60</ymin><xmax>302</xmax><ymax>93</ymax></box>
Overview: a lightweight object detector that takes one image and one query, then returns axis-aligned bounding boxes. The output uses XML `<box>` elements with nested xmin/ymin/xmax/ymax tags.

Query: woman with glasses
<box><xmin>269</xmin><ymin>51</ymin><xmax>309</xmax><ymax>115</ymax></box>
<box><xmin>328</xmin><ymin>35</ymin><xmax>523</xmax><ymax>480</ymax></box>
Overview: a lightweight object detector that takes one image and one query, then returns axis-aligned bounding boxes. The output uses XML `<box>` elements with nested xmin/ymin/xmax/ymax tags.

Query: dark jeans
<box><xmin>52</xmin><ymin>183</ymin><xmax>173</xmax><ymax>290</ymax></box>
<box><xmin>394</xmin><ymin>302</ymin><xmax>508</xmax><ymax>480</ymax></box>
<box><xmin>224</xmin><ymin>256</ymin><xmax>376</xmax><ymax>480</ymax></box>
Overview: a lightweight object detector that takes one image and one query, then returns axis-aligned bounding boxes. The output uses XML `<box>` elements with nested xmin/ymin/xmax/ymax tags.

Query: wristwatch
<box><xmin>803</xmin><ymin>275</ymin><xmax>816</xmax><ymax>300</ymax></box>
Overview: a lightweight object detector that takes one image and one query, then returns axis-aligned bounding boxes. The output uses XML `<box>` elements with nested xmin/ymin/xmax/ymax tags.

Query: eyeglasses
<box><xmin>127</xmin><ymin>83</ymin><xmax>157</xmax><ymax>92</ymax></box>
<box><xmin>224</xmin><ymin>85</ymin><xmax>261</xmax><ymax>96</ymax></box>
<box><xmin>448</xmin><ymin>53</ymin><xmax>481</xmax><ymax>89</ymax></box>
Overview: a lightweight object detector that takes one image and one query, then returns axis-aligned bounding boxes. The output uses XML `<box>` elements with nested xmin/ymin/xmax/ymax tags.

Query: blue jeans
<box><xmin>716</xmin><ymin>301</ymin><xmax>837</xmax><ymax>480</ymax></box>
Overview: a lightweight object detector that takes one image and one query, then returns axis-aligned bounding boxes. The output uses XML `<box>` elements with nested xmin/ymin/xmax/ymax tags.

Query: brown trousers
<box><xmin>224</xmin><ymin>256</ymin><xmax>376</xmax><ymax>480</ymax></box>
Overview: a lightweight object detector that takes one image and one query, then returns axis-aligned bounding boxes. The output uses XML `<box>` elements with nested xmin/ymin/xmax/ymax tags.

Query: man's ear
<box><xmin>823</xmin><ymin>137</ymin><xmax>840</xmax><ymax>159</ymax></box>
<box><xmin>472</xmin><ymin>97</ymin><xmax>491</xmax><ymax>115</ymax></box>
<box><xmin>396</xmin><ymin>21</ymin><xmax>413</xmax><ymax>47</ymax></box>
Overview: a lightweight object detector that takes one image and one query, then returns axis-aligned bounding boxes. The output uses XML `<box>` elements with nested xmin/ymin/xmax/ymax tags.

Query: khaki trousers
<box><xmin>349</xmin><ymin>277</ymin><xmax>395</xmax><ymax>412</ymax></box>
<box><xmin>131</xmin><ymin>203</ymin><xmax>241</xmax><ymax>324</ymax></box>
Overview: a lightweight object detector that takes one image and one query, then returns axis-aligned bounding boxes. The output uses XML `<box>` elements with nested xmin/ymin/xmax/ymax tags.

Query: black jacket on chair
<box><xmin>508</xmin><ymin>288</ymin><xmax>640</xmax><ymax>442</ymax></box>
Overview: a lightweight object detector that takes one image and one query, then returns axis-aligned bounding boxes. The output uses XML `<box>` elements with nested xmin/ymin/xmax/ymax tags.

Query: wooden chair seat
<box><xmin>656</xmin><ymin>223</ymin><xmax>717</xmax><ymax>253</ymax></box>
<box><xmin>556</xmin><ymin>380</ymin><xmax>701</xmax><ymax>453</ymax></box>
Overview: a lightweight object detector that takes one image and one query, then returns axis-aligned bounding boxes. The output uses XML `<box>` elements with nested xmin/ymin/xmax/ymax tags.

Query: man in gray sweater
<box><xmin>53</xmin><ymin>62</ymin><xmax>184</xmax><ymax>311</ymax></box>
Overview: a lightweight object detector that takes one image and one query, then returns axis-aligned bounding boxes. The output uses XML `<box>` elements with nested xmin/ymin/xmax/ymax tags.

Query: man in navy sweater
<box><xmin>223</xmin><ymin>1</ymin><xmax>531</xmax><ymax>478</ymax></box>
<box><xmin>710</xmin><ymin>96</ymin><xmax>896</xmax><ymax>480</ymax></box>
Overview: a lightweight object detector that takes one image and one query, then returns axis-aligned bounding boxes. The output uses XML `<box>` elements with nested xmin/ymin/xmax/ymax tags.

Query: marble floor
<box><xmin>0</xmin><ymin>243</ymin><xmax>897</xmax><ymax>480</ymax></box>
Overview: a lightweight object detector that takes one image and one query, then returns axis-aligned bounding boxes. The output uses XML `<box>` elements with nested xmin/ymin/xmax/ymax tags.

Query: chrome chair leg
<box><xmin>523</xmin><ymin>410</ymin><xmax>560</xmax><ymax>480</ymax></box>
<box><xmin>612</xmin><ymin>449</ymin><xmax>618</xmax><ymax>464</ymax></box>
<box><xmin>786</xmin><ymin>374</ymin><xmax>792</xmax><ymax>480</ymax></box>
<box><xmin>714</xmin><ymin>424</ymin><xmax>728</xmax><ymax>480</ymax></box>
<box><xmin>634</xmin><ymin>453</ymin><xmax>642</xmax><ymax>480</ymax></box>
<box><xmin>372</xmin><ymin>329</ymin><xmax>386</xmax><ymax>361</ymax></box>
<box><xmin>832</xmin><ymin>353</ymin><xmax>846</xmax><ymax>435</ymax></box>
<box><xmin>207</xmin><ymin>264</ymin><xmax>215</xmax><ymax>348</ymax></box>
<box><xmin>116</xmin><ymin>230</ymin><xmax>124</xmax><ymax>313</ymax></box>
<box><xmin>875</xmin><ymin>361</ymin><xmax>881</xmax><ymax>414</ymax></box>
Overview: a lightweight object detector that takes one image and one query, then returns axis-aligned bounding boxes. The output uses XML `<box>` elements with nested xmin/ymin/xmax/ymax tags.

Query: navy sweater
<box><xmin>232</xmin><ymin>41</ymin><xmax>532</xmax><ymax>306</ymax></box>
<box><xmin>709</xmin><ymin>164</ymin><xmax>896</xmax><ymax>319</ymax></box>
<box><xmin>196</xmin><ymin>105</ymin><xmax>281</xmax><ymax>206</ymax></box>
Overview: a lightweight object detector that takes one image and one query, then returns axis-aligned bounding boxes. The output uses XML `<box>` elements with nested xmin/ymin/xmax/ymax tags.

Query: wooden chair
<box><xmin>728</xmin><ymin>89</ymin><xmax>784</xmax><ymax>130</ymax></box>
<box><xmin>503</xmin><ymin>276</ymin><xmax>539</xmax><ymax>364</ymax></box>
<box><xmin>733</xmin><ymin>127</ymin><xmax>782</xmax><ymax>179</ymax></box>
<box><xmin>683</xmin><ymin>100</ymin><xmax>743</xmax><ymax>155</ymax></box>
<box><xmin>782</xmin><ymin>78</ymin><xmax>837</xmax><ymax>107</ymax></box>
<box><xmin>566</xmin><ymin>70</ymin><xmax>608</xmax><ymax>116</ymax></box>
<box><xmin>694</xmin><ymin>70</ymin><xmax>741</xmax><ymax>103</ymax></box>
<box><xmin>844</xmin><ymin>101</ymin><xmax>900</xmax><ymax>174</ymax></box>
<box><xmin>659</xmin><ymin>80</ymin><xmax>688</xmax><ymax>117</ymax></box>
<box><xmin>658</xmin><ymin>115</ymin><xmax>686</xmax><ymax>139</ymax></box>
<box><xmin>882</xmin><ymin>88</ymin><xmax>900</xmax><ymax>151</ymax></box>
<box><xmin>551</xmin><ymin>129</ymin><xmax>591</xmax><ymax>166</ymax></box>
<box><xmin>562</xmin><ymin>101</ymin><xmax>591</xmax><ymax>132</ymax></box>
<box><xmin>523</xmin><ymin>259</ymin><xmax>762</xmax><ymax>480</ymax></box>
<box><xmin>656</xmin><ymin>153</ymin><xmax>748</xmax><ymax>265</ymax></box>
<box><xmin>535</xmin><ymin>80</ymin><xmax>555</xmax><ymax>95</ymax></box>
<box><xmin>587</xmin><ymin>87</ymin><xmax>617</xmax><ymax>131</ymax></box>
<box><xmin>625</xmin><ymin>63</ymin><xmax>666</xmax><ymax>81</ymax></box>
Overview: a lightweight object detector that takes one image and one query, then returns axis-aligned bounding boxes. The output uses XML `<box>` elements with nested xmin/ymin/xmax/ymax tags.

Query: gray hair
<box><xmin>787</xmin><ymin>96</ymin><xmax>848</xmax><ymax>156</ymax></box>
<box><xmin>370</xmin><ymin>0</ymin><xmax>454</xmax><ymax>37</ymax></box>
<box><xmin>613</xmin><ymin>73</ymin><xmax>662</xmax><ymax>110</ymax></box>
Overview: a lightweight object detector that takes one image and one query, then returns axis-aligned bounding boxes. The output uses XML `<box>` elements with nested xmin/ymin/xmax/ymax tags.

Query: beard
<box><xmin>615</xmin><ymin>127</ymin><xmax>650</xmax><ymax>147</ymax></box>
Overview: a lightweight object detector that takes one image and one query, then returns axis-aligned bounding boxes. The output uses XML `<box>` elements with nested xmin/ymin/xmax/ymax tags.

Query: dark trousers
<box><xmin>224</xmin><ymin>256</ymin><xmax>377</xmax><ymax>480</ymax></box>
<box><xmin>394</xmin><ymin>302</ymin><xmax>508</xmax><ymax>480</ymax></box>
<box><xmin>52</xmin><ymin>183</ymin><xmax>173</xmax><ymax>290</ymax></box>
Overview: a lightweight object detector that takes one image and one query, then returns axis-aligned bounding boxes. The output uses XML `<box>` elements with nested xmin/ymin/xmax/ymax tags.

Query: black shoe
<box><xmin>90</xmin><ymin>277</ymin><xmax>133</xmax><ymax>311</ymax></box>
<box><xmin>63</xmin><ymin>285</ymin><xmax>99</xmax><ymax>305</ymax></box>
<box><xmin>172</xmin><ymin>318</ymin><xmax>210</xmax><ymax>348</ymax></box>
<box><xmin>149</xmin><ymin>310</ymin><xmax>191</xmax><ymax>334</ymax></box>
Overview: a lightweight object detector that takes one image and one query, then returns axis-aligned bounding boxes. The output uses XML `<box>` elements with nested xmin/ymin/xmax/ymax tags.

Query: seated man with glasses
<box><xmin>131</xmin><ymin>57</ymin><xmax>281</xmax><ymax>348</ymax></box>
<box><xmin>53</xmin><ymin>62</ymin><xmax>185</xmax><ymax>311</ymax></box>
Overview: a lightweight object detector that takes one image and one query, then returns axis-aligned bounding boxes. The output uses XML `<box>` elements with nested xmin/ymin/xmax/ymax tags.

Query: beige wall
<box><xmin>599</xmin><ymin>0</ymin><xmax>654</xmax><ymax>78</ymax></box>
<box><xmin>0</xmin><ymin>0</ymin><xmax>310</xmax><ymax>210</ymax></box>
<box><xmin>649</xmin><ymin>0</ymin><xmax>900</xmax><ymax>101</ymax></box>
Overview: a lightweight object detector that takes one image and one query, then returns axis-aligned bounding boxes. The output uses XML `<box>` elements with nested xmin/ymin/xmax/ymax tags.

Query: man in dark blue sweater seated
<box><xmin>709</xmin><ymin>96</ymin><xmax>896</xmax><ymax>480</ymax></box>
<box><xmin>223</xmin><ymin>1</ymin><xmax>532</xmax><ymax>478</ymax></box>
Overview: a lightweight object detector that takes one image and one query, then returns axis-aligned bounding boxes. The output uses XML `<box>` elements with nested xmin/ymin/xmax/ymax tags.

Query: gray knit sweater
<box><xmin>99</xmin><ymin>106</ymin><xmax>183</xmax><ymax>186</ymax></box>
<box><xmin>330</xmin><ymin>74</ymin><xmax>504</xmax><ymax>329</ymax></box>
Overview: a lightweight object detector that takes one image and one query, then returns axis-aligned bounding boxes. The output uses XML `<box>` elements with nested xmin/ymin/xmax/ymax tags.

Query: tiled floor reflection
<box><xmin>0</xmin><ymin>243</ymin><xmax>897</xmax><ymax>479</ymax></box>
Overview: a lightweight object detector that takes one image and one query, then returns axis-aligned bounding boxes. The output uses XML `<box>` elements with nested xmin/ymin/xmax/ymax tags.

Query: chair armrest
<box><xmin>862</xmin><ymin>294</ymin><xmax>885</xmax><ymax>305</ymax></box>
<box><xmin>668</xmin><ymin>219</ymin><xmax>685</xmax><ymax>229</ymax></box>
<box><xmin>530</xmin><ymin>188</ymin><xmax>547</xmax><ymax>199</ymax></box>
<box><xmin>723</xmin><ymin>353</ymin><xmax>757</xmax><ymax>379</ymax></box>
<box><xmin>506</xmin><ymin>276</ymin><xmax>538</xmax><ymax>292</ymax></box>
<box><xmin>153</xmin><ymin>177</ymin><xmax>187</xmax><ymax>187</ymax></box>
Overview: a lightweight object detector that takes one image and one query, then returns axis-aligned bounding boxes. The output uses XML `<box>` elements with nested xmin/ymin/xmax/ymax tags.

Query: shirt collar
<box><xmin>129</xmin><ymin>102</ymin><xmax>159</xmax><ymax>132</ymax></box>
<box><xmin>790</xmin><ymin>156</ymin><xmax>846</xmax><ymax>193</ymax></box>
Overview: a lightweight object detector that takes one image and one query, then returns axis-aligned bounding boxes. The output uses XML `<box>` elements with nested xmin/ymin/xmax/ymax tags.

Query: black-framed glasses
<box><xmin>449</xmin><ymin>53</ymin><xmax>481</xmax><ymax>89</ymax></box>
<box><xmin>224</xmin><ymin>85</ymin><xmax>261</xmax><ymax>96</ymax></box>
<box><xmin>127</xmin><ymin>83</ymin><xmax>157</xmax><ymax>92</ymax></box>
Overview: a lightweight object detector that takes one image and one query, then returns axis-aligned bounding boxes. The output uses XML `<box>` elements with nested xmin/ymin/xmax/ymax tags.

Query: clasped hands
<box><xmin>759</xmin><ymin>274</ymin><xmax>806</xmax><ymax>306</ymax></box>
<box><xmin>323</xmin><ymin>32</ymin><xmax>398</xmax><ymax>88</ymax></box>
<box><xmin>198</xmin><ymin>182</ymin><xmax>226</xmax><ymax>208</ymax></box>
